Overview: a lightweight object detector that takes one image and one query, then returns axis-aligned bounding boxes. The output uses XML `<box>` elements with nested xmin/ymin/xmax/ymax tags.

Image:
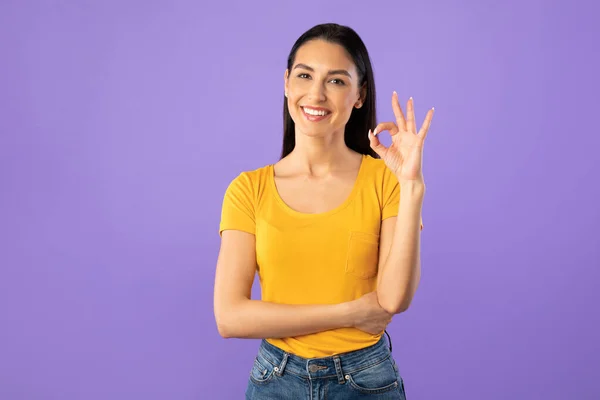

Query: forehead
<box><xmin>293</xmin><ymin>39</ymin><xmax>357</xmax><ymax>74</ymax></box>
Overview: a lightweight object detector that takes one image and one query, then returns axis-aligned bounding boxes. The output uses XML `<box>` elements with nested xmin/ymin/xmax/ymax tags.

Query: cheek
<box><xmin>345</xmin><ymin>92</ymin><xmax>359</xmax><ymax>107</ymax></box>
<box><xmin>286</xmin><ymin>97</ymin><xmax>302</xmax><ymax>122</ymax></box>
<box><xmin>287</xmin><ymin>96</ymin><xmax>300</xmax><ymax>112</ymax></box>
<box><xmin>335</xmin><ymin>91</ymin><xmax>356</xmax><ymax>107</ymax></box>
<box><xmin>335</xmin><ymin>97</ymin><xmax>356</xmax><ymax>115</ymax></box>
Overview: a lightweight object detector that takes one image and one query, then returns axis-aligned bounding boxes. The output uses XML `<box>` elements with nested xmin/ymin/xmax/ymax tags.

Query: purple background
<box><xmin>1</xmin><ymin>0</ymin><xmax>599</xmax><ymax>399</ymax></box>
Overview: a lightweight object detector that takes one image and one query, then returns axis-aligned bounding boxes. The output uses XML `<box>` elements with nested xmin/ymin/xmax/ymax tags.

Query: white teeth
<box><xmin>303</xmin><ymin>107</ymin><xmax>327</xmax><ymax>116</ymax></box>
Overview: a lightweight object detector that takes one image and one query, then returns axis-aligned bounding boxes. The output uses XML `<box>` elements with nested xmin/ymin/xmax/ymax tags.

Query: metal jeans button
<box><xmin>308</xmin><ymin>364</ymin><xmax>321</xmax><ymax>373</ymax></box>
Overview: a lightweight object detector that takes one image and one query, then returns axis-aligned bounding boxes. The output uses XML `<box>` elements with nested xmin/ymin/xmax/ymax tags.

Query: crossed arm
<box><xmin>213</xmin><ymin>198</ymin><xmax>422</xmax><ymax>339</ymax></box>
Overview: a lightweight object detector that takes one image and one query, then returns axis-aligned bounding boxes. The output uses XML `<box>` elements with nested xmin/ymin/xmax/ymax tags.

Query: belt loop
<box><xmin>385</xmin><ymin>330</ymin><xmax>393</xmax><ymax>353</ymax></box>
<box><xmin>275</xmin><ymin>352</ymin><xmax>289</xmax><ymax>376</ymax></box>
<box><xmin>333</xmin><ymin>356</ymin><xmax>345</xmax><ymax>384</ymax></box>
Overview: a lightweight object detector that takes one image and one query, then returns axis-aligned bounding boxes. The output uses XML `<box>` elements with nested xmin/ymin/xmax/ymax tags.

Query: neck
<box><xmin>289</xmin><ymin>128</ymin><xmax>356</xmax><ymax>175</ymax></box>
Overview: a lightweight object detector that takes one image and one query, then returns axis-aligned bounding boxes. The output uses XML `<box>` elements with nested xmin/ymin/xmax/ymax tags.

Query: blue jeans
<box><xmin>245</xmin><ymin>334</ymin><xmax>407</xmax><ymax>399</ymax></box>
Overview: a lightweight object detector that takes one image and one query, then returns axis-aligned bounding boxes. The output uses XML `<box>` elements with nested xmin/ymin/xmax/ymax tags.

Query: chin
<box><xmin>296</xmin><ymin>124</ymin><xmax>331</xmax><ymax>138</ymax></box>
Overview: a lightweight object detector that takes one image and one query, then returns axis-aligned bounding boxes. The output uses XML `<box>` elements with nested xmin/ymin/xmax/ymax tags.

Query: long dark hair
<box><xmin>281</xmin><ymin>23</ymin><xmax>379</xmax><ymax>159</ymax></box>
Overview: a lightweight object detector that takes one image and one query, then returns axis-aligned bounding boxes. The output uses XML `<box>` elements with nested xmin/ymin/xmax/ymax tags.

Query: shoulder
<box><xmin>224</xmin><ymin>163</ymin><xmax>272</xmax><ymax>199</ymax></box>
<box><xmin>361</xmin><ymin>155</ymin><xmax>398</xmax><ymax>188</ymax></box>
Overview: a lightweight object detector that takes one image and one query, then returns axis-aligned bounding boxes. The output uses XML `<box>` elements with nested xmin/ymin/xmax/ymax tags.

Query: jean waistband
<box><xmin>256</xmin><ymin>334</ymin><xmax>392</xmax><ymax>382</ymax></box>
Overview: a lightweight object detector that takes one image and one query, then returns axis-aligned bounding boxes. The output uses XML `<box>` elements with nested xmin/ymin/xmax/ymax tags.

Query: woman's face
<box><xmin>285</xmin><ymin>39</ymin><xmax>364</xmax><ymax>138</ymax></box>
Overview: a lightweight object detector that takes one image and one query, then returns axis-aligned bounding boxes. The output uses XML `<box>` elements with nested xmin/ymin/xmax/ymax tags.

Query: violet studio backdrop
<box><xmin>1</xmin><ymin>0</ymin><xmax>599</xmax><ymax>399</ymax></box>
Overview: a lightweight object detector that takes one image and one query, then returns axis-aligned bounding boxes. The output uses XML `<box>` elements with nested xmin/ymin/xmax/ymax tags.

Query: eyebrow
<box><xmin>293</xmin><ymin>63</ymin><xmax>352</xmax><ymax>78</ymax></box>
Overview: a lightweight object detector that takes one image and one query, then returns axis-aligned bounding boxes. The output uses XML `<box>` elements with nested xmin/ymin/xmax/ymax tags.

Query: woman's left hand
<box><xmin>368</xmin><ymin>92</ymin><xmax>434</xmax><ymax>183</ymax></box>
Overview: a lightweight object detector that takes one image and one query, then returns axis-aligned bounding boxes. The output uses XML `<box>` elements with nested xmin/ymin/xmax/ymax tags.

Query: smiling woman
<box><xmin>213</xmin><ymin>22</ymin><xmax>432</xmax><ymax>400</ymax></box>
<box><xmin>281</xmin><ymin>29</ymin><xmax>379</xmax><ymax>159</ymax></box>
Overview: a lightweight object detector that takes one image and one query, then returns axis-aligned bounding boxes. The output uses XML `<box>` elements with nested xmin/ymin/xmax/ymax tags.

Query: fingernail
<box><xmin>368</xmin><ymin>129</ymin><xmax>372</xmax><ymax>139</ymax></box>
<box><xmin>410</xmin><ymin>96</ymin><xmax>413</xmax><ymax>100</ymax></box>
<box><xmin>393</xmin><ymin>91</ymin><xmax>397</xmax><ymax>96</ymax></box>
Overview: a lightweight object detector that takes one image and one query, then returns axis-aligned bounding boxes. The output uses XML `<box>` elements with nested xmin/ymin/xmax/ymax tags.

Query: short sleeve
<box><xmin>382</xmin><ymin>171</ymin><xmax>400</xmax><ymax>221</ymax></box>
<box><xmin>381</xmin><ymin>170</ymin><xmax>424</xmax><ymax>230</ymax></box>
<box><xmin>219</xmin><ymin>173</ymin><xmax>256</xmax><ymax>236</ymax></box>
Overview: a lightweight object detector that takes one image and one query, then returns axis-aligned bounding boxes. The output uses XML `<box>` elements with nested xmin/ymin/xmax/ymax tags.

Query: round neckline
<box><xmin>268</xmin><ymin>154</ymin><xmax>368</xmax><ymax>218</ymax></box>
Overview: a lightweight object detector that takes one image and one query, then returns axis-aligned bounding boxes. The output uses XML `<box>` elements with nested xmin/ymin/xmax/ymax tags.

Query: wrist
<box><xmin>399</xmin><ymin>180</ymin><xmax>426</xmax><ymax>197</ymax></box>
<box><xmin>338</xmin><ymin>301</ymin><xmax>356</xmax><ymax>329</ymax></box>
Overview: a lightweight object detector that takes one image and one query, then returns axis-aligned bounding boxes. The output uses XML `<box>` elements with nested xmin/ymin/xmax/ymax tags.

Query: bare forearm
<box><xmin>216</xmin><ymin>299</ymin><xmax>353</xmax><ymax>339</ymax></box>
<box><xmin>377</xmin><ymin>181</ymin><xmax>425</xmax><ymax>314</ymax></box>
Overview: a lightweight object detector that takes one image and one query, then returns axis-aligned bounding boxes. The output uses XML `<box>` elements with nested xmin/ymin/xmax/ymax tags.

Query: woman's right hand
<box><xmin>348</xmin><ymin>291</ymin><xmax>393</xmax><ymax>334</ymax></box>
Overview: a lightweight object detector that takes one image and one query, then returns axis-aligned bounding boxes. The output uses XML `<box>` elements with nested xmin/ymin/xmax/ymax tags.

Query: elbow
<box><xmin>214</xmin><ymin>306</ymin><xmax>239</xmax><ymax>339</ymax></box>
<box><xmin>395</xmin><ymin>300</ymin><xmax>411</xmax><ymax>314</ymax></box>
<box><xmin>378</xmin><ymin>294</ymin><xmax>412</xmax><ymax>315</ymax></box>
<box><xmin>216</xmin><ymin>319</ymin><xmax>234</xmax><ymax>338</ymax></box>
<box><xmin>382</xmin><ymin>301</ymin><xmax>411</xmax><ymax>315</ymax></box>
<box><xmin>215</xmin><ymin>298</ymin><xmax>251</xmax><ymax>338</ymax></box>
<box><xmin>377</xmin><ymin>274</ymin><xmax>420</xmax><ymax>315</ymax></box>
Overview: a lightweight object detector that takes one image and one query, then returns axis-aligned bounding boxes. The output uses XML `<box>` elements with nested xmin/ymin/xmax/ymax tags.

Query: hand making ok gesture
<box><xmin>368</xmin><ymin>92</ymin><xmax>434</xmax><ymax>184</ymax></box>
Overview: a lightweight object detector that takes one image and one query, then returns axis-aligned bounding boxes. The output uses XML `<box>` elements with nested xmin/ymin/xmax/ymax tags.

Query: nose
<box><xmin>307</xmin><ymin>81</ymin><xmax>326</xmax><ymax>102</ymax></box>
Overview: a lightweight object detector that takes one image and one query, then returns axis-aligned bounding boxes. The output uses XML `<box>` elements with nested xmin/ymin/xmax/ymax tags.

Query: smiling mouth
<box><xmin>301</xmin><ymin>107</ymin><xmax>331</xmax><ymax>120</ymax></box>
<box><xmin>302</xmin><ymin>107</ymin><xmax>330</xmax><ymax>116</ymax></box>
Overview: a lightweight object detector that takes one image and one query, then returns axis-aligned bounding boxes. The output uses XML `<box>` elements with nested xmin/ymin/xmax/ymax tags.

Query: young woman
<box><xmin>214</xmin><ymin>23</ymin><xmax>433</xmax><ymax>400</ymax></box>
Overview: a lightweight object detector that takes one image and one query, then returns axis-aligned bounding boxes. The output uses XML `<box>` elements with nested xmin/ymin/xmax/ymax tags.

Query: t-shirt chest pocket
<box><xmin>345</xmin><ymin>231</ymin><xmax>380</xmax><ymax>279</ymax></box>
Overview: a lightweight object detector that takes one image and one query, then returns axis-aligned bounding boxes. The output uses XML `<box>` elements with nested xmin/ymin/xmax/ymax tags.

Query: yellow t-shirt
<box><xmin>219</xmin><ymin>154</ymin><xmax>421</xmax><ymax>358</ymax></box>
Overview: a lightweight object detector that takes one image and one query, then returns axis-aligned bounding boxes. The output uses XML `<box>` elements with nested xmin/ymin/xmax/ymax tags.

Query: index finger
<box><xmin>392</xmin><ymin>91</ymin><xmax>407</xmax><ymax>131</ymax></box>
<box><xmin>372</xmin><ymin>121</ymin><xmax>399</xmax><ymax>137</ymax></box>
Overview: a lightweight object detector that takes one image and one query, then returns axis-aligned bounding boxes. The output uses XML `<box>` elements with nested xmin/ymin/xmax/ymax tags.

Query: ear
<box><xmin>360</xmin><ymin>83</ymin><xmax>367</xmax><ymax>103</ymax></box>
<box><xmin>284</xmin><ymin>69</ymin><xmax>289</xmax><ymax>97</ymax></box>
<box><xmin>356</xmin><ymin>83</ymin><xmax>367</xmax><ymax>108</ymax></box>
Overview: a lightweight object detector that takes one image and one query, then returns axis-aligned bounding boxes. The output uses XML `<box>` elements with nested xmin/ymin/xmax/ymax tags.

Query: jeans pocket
<box><xmin>345</xmin><ymin>231</ymin><xmax>380</xmax><ymax>279</ymax></box>
<box><xmin>345</xmin><ymin>356</ymin><xmax>400</xmax><ymax>395</ymax></box>
<box><xmin>249</xmin><ymin>354</ymin><xmax>276</xmax><ymax>385</ymax></box>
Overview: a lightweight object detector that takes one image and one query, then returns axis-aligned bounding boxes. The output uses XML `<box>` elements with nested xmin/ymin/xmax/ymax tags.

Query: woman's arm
<box><xmin>367</xmin><ymin>94</ymin><xmax>433</xmax><ymax>315</ymax></box>
<box><xmin>214</xmin><ymin>230</ymin><xmax>360</xmax><ymax>339</ymax></box>
<box><xmin>376</xmin><ymin>181</ymin><xmax>425</xmax><ymax>315</ymax></box>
